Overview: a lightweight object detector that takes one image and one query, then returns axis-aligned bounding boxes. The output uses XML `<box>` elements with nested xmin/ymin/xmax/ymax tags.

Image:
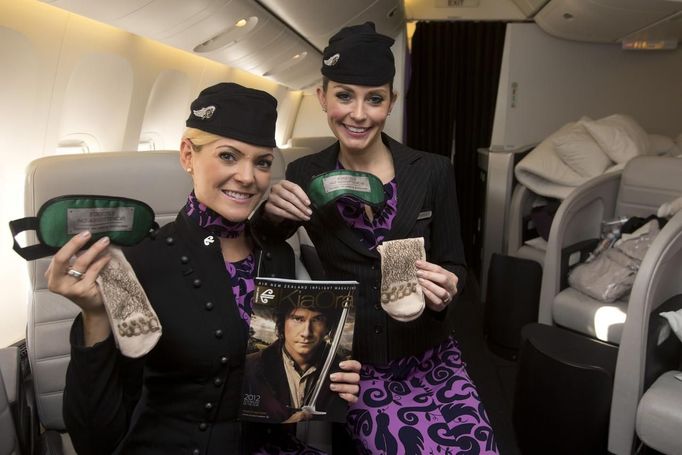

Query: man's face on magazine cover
<box><xmin>284</xmin><ymin>308</ymin><xmax>329</xmax><ymax>367</ymax></box>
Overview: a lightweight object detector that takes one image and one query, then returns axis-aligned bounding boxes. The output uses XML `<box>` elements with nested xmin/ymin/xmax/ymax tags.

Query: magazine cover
<box><xmin>240</xmin><ymin>277</ymin><xmax>357</xmax><ymax>424</ymax></box>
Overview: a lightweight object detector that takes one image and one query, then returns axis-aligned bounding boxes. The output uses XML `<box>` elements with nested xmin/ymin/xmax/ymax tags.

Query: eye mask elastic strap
<box><xmin>9</xmin><ymin>217</ymin><xmax>58</xmax><ymax>261</ymax></box>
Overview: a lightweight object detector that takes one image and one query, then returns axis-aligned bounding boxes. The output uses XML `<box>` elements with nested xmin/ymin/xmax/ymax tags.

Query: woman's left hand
<box><xmin>415</xmin><ymin>260</ymin><xmax>459</xmax><ymax>312</ymax></box>
<box><xmin>329</xmin><ymin>360</ymin><xmax>361</xmax><ymax>404</ymax></box>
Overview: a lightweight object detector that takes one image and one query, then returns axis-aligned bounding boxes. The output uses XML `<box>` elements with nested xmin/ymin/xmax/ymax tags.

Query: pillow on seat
<box><xmin>583</xmin><ymin>114</ymin><xmax>650</xmax><ymax>164</ymax></box>
<box><xmin>553</xmin><ymin>120</ymin><xmax>613</xmax><ymax>178</ymax></box>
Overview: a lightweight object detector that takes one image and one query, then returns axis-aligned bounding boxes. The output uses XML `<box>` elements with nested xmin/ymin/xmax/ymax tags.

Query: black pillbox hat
<box><xmin>186</xmin><ymin>82</ymin><xmax>277</xmax><ymax>147</ymax></box>
<box><xmin>321</xmin><ymin>22</ymin><xmax>395</xmax><ymax>87</ymax></box>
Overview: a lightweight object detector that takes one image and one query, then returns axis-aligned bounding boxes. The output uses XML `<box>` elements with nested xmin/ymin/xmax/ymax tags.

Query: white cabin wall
<box><xmin>0</xmin><ymin>0</ymin><xmax>300</xmax><ymax>347</ymax></box>
<box><xmin>290</xmin><ymin>28</ymin><xmax>407</xmax><ymax>144</ymax></box>
<box><xmin>491</xmin><ymin>23</ymin><xmax>682</xmax><ymax>148</ymax></box>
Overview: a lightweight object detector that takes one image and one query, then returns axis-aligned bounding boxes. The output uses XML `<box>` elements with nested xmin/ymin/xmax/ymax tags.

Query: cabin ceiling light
<box><xmin>262</xmin><ymin>51</ymin><xmax>308</xmax><ymax>77</ymax></box>
<box><xmin>193</xmin><ymin>17</ymin><xmax>259</xmax><ymax>53</ymax></box>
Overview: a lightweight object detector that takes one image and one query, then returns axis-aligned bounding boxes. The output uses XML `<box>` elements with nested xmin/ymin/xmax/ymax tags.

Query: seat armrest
<box><xmin>0</xmin><ymin>348</ymin><xmax>19</xmax><ymax>405</ymax></box>
<box><xmin>559</xmin><ymin>238</ymin><xmax>599</xmax><ymax>291</ymax></box>
<box><xmin>1</xmin><ymin>345</ymin><xmax>40</xmax><ymax>455</ymax></box>
<box><xmin>507</xmin><ymin>185</ymin><xmax>538</xmax><ymax>255</ymax></box>
<box><xmin>538</xmin><ymin>171</ymin><xmax>622</xmax><ymax>324</ymax></box>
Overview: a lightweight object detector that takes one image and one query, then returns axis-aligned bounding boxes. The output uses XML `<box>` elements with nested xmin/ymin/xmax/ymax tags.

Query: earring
<box><xmin>186</xmin><ymin>168</ymin><xmax>192</xmax><ymax>173</ymax></box>
<box><xmin>322</xmin><ymin>106</ymin><xmax>327</xmax><ymax>112</ymax></box>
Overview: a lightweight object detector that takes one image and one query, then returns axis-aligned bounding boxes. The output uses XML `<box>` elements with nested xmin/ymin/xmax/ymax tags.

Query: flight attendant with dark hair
<box><xmin>256</xmin><ymin>22</ymin><xmax>498</xmax><ymax>455</ymax></box>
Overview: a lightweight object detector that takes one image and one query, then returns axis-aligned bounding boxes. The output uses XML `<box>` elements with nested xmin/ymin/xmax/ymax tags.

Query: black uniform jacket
<box><xmin>242</xmin><ymin>340</ymin><xmax>345</xmax><ymax>423</ymax></box>
<box><xmin>63</xmin><ymin>210</ymin><xmax>296</xmax><ymax>455</ymax></box>
<box><xmin>253</xmin><ymin>134</ymin><xmax>467</xmax><ymax>365</ymax></box>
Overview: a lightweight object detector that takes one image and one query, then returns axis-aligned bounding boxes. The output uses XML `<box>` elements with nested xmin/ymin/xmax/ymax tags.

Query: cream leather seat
<box><xmin>22</xmin><ymin>150</ymin><xmax>314</xmax><ymax>453</ymax></box>
<box><xmin>23</xmin><ymin>151</ymin><xmax>192</xmax><ymax>453</ymax></box>
<box><xmin>539</xmin><ymin>156</ymin><xmax>682</xmax><ymax>341</ymax></box>
<box><xmin>534</xmin><ymin>156</ymin><xmax>682</xmax><ymax>454</ymax></box>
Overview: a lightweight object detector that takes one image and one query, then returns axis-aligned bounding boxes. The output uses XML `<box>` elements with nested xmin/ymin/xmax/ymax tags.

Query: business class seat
<box><xmin>607</xmin><ymin>215</ymin><xmax>682</xmax><ymax>454</ymax></box>
<box><xmin>21</xmin><ymin>150</ymin><xmax>317</xmax><ymax>453</ymax></box>
<box><xmin>538</xmin><ymin>156</ymin><xmax>682</xmax><ymax>340</ymax></box>
<box><xmin>523</xmin><ymin>156</ymin><xmax>682</xmax><ymax>454</ymax></box>
<box><xmin>22</xmin><ymin>151</ymin><xmax>193</xmax><ymax>453</ymax></box>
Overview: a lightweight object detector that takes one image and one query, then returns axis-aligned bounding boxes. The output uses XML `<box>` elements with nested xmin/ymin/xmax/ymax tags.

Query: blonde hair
<box><xmin>182</xmin><ymin>128</ymin><xmax>223</xmax><ymax>150</ymax></box>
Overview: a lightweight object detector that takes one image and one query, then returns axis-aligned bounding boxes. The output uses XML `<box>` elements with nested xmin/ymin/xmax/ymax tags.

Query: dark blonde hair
<box><xmin>181</xmin><ymin>127</ymin><xmax>223</xmax><ymax>150</ymax></box>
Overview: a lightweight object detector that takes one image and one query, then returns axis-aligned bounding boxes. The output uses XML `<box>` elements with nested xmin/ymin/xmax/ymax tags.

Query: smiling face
<box><xmin>317</xmin><ymin>80</ymin><xmax>396</xmax><ymax>155</ymax></box>
<box><xmin>283</xmin><ymin>307</ymin><xmax>329</xmax><ymax>369</ymax></box>
<box><xmin>180</xmin><ymin>136</ymin><xmax>273</xmax><ymax>222</ymax></box>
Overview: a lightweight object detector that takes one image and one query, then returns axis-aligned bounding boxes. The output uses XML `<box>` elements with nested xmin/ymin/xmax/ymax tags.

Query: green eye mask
<box><xmin>308</xmin><ymin>170</ymin><xmax>386</xmax><ymax>209</ymax></box>
<box><xmin>10</xmin><ymin>195</ymin><xmax>158</xmax><ymax>261</ymax></box>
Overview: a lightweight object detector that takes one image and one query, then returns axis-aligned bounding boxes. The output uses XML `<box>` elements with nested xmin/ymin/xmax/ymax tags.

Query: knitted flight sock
<box><xmin>96</xmin><ymin>247</ymin><xmax>161</xmax><ymax>358</ymax></box>
<box><xmin>377</xmin><ymin>237</ymin><xmax>426</xmax><ymax>322</ymax></box>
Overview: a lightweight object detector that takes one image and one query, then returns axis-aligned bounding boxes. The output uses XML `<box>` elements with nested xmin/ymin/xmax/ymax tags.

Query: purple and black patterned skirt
<box><xmin>347</xmin><ymin>336</ymin><xmax>498</xmax><ymax>455</ymax></box>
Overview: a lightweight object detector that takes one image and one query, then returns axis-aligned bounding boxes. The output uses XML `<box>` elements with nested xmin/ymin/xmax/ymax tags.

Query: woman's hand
<box><xmin>264</xmin><ymin>180</ymin><xmax>312</xmax><ymax>223</ymax></box>
<box><xmin>415</xmin><ymin>260</ymin><xmax>459</xmax><ymax>312</ymax></box>
<box><xmin>45</xmin><ymin>231</ymin><xmax>112</xmax><ymax>344</ymax></box>
<box><xmin>329</xmin><ymin>359</ymin><xmax>361</xmax><ymax>404</ymax></box>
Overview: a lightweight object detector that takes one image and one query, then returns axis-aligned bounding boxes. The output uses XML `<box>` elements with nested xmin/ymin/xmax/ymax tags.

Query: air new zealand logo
<box><xmin>193</xmin><ymin>105</ymin><xmax>215</xmax><ymax>120</ymax></box>
<box><xmin>323</xmin><ymin>53</ymin><xmax>340</xmax><ymax>66</ymax></box>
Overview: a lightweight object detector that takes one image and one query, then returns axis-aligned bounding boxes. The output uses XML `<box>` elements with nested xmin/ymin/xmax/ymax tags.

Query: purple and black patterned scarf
<box><xmin>184</xmin><ymin>191</ymin><xmax>254</xmax><ymax>326</ymax></box>
<box><xmin>183</xmin><ymin>190</ymin><xmax>246</xmax><ymax>238</ymax></box>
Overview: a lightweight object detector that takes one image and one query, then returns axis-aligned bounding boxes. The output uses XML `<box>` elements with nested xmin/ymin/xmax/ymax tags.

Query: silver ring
<box><xmin>443</xmin><ymin>291</ymin><xmax>451</xmax><ymax>304</ymax></box>
<box><xmin>67</xmin><ymin>268</ymin><xmax>84</xmax><ymax>279</ymax></box>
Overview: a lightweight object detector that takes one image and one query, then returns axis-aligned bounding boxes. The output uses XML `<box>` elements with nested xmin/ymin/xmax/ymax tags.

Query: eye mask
<box><xmin>10</xmin><ymin>195</ymin><xmax>158</xmax><ymax>261</ymax></box>
<box><xmin>308</xmin><ymin>170</ymin><xmax>385</xmax><ymax>209</ymax></box>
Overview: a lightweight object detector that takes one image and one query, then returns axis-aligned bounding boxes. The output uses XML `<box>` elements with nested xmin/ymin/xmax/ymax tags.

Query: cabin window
<box><xmin>138</xmin><ymin>139</ymin><xmax>155</xmax><ymax>151</ymax></box>
<box><xmin>138</xmin><ymin>132</ymin><xmax>162</xmax><ymax>151</ymax></box>
<box><xmin>56</xmin><ymin>133</ymin><xmax>100</xmax><ymax>155</ymax></box>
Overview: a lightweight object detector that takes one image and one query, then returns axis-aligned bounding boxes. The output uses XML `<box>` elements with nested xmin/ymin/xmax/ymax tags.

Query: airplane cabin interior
<box><xmin>1</xmin><ymin>0</ymin><xmax>682</xmax><ymax>454</ymax></box>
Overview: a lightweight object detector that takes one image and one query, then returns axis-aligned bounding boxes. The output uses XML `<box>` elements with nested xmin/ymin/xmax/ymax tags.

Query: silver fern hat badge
<box><xmin>192</xmin><ymin>105</ymin><xmax>215</xmax><ymax>120</ymax></box>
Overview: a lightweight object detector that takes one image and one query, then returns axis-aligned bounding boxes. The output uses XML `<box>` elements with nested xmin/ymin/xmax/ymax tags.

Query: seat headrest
<box><xmin>288</xmin><ymin>136</ymin><xmax>336</xmax><ymax>152</ymax></box>
<box><xmin>618</xmin><ymin>156</ymin><xmax>682</xmax><ymax>217</ymax></box>
<box><xmin>26</xmin><ymin>151</ymin><xmax>191</xmax><ymax>219</ymax></box>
